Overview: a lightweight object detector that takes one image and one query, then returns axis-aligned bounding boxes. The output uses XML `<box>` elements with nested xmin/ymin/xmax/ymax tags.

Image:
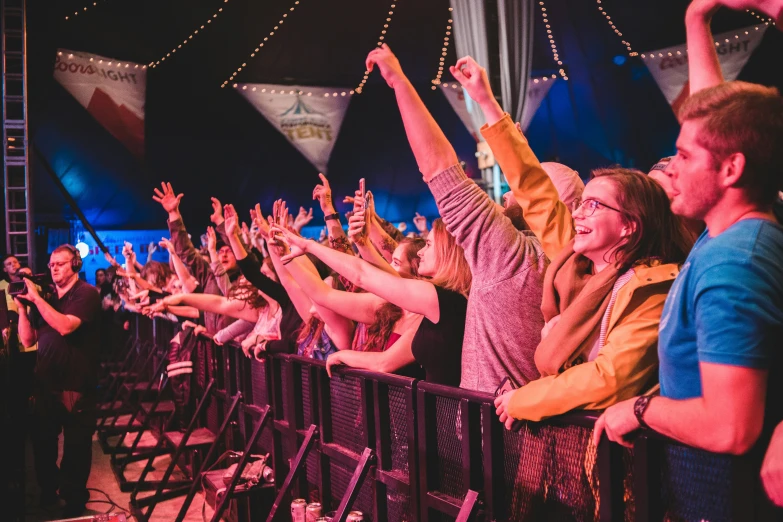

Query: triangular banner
<box><xmin>440</xmin><ymin>77</ymin><xmax>555</xmax><ymax>140</ymax></box>
<box><xmin>642</xmin><ymin>24</ymin><xmax>768</xmax><ymax>113</ymax></box>
<box><xmin>54</xmin><ymin>49</ymin><xmax>146</xmax><ymax>158</ymax></box>
<box><xmin>237</xmin><ymin>84</ymin><xmax>352</xmax><ymax>173</ymax></box>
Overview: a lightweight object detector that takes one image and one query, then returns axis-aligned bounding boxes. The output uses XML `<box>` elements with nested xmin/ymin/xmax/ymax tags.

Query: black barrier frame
<box><xmin>125</xmin><ymin>314</ymin><xmax>782</xmax><ymax>522</ymax></box>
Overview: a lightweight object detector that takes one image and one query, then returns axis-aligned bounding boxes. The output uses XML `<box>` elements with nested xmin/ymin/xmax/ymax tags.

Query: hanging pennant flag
<box><xmin>642</xmin><ymin>25</ymin><xmax>768</xmax><ymax>114</ymax></box>
<box><xmin>440</xmin><ymin>77</ymin><xmax>555</xmax><ymax>140</ymax></box>
<box><xmin>236</xmin><ymin>84</ymin><xmax>352</xmax><ymax>173</ymax></box>
<box><xmin>54</xmin><ymin>49</ymin><xmax>146</xmax><ymax>158</ymax></box>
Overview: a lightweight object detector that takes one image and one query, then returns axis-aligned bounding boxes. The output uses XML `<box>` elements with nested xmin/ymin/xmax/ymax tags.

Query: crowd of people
<box><xmin>2</xmin><ymin>0</ymin><xmax>783</xmax><ymax>516</ymax></box>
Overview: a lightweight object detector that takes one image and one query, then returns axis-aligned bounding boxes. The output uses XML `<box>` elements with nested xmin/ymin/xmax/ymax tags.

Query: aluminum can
<box><xmin>347</xmin><ymin>511</ymin><xmax>364</xmax><ymax>522</ymax></box>
<box><xmin>291</xmin><ymin>498</ymin><xmax>307</xmax><ymax>522</ymax></box>
<box><xmin>315</xmin><ymin>518</ymin><xmax>329</xmax><ymax>522</ymax></box>
<box><xmin>306</xmin><ymin>503</ymin><xmax>323</xmax><ymax>522</ymax></box>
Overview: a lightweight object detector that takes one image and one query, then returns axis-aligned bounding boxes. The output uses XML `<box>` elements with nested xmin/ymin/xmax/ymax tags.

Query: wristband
<box><xmin>634</xmin><ymin>395</ymin><xmax>654</xmax><ymax>429</ymax></box>
<box><xmin>324</xmin><ymin>212</ymin><xmax>340</xmax><ymax>222</ymax></box>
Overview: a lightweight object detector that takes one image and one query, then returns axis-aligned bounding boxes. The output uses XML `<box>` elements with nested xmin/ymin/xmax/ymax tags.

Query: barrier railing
<box><xmin>124</xmin><ymin>314</ymin><xmax>780</xmax><ymax>522</ymax></box>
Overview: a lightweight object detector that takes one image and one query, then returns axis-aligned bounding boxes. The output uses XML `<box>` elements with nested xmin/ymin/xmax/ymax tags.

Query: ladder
<box><xmin>2</xmin><ymin>0</ymin><xmax>33</xmax><ymax>269</ymax></box>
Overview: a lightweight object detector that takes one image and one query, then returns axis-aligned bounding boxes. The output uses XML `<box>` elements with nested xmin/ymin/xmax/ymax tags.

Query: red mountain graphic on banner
<box><xmin>54</xmin><ymin>49</ymin><xmax>146</xmax><ymax>159</ymax></box>
<box><xmin>86</xmin><ymin>87</ymin><xmax>144</xmax><ymax>158</ymax></box>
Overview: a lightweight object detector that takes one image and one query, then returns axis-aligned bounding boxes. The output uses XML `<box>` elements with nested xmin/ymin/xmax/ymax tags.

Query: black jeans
<box><xmin>32</xmin><ymin>390</ymin><xmax>97</xmax><ymax>507</ymax></box>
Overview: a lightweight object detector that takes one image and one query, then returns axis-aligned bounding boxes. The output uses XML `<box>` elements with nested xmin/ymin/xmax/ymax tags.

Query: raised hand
<box><xmin>347</xmin><ymin>209</ymin><xmax>369</xmax><ymax>245</ymax></box>
<box><xmin>293</xmin><ymin>207</ymin><xmax>314</xmax><ymax>232</ymax></box>
<box><xmin>148</xmin><ymin>241</ymin><xmax>158</xmax><ymax>256</ymax></box>
<box><xmin>159</xmin><ymin>237</ymin><xmax>175</xmax><ymax>254</ymax></box>
<box><xmin>365</xmin><ymin>44</ymin><xmax>408</xmax><ymax>89</ymax></box>
<box><xmin>449</xmin><ymin>56</ymin><xmax>494</xmax><ymax>106</ymax></box>
<box><xmin>104</xmin><ymin>251</ymin><xmax>120</xmax><ymax>267</ymax></box>
<box><xmin>241</xmin><ymin>221</ymin><xmax>251</xmax><ymax>245</ymax></box>
<box><xmin>209</xmin><ymin>197</ymin><xmax>224</xmax><ymax>225</ymax></box>
<box><xmin>313</xmin><ymin>173</ymin><xmax>336</xmax><ymax>215</ymax></box>
<box><xmin>223</xmin><ymin>204</ymin><xmax>239</xmax><ymax>237</ymax></box>
<box><xmin>206</xmin><ymin>226</ymin><xmax>217</xmax><ymax>253</ymax></box>
<box><xmin>269</xmin><ymin>225</ymin><xmax>309</xmax><ymax>263</ymax></box>
<box><xmin>413</xmin><ymin>212</ymin><xmax>428</xmax><ymax>233</ymax></box>
<box><xmin>250</xmin><ymin>203</ymin><xmax>271</xmax><ymax>239</ymax></box>
<box><xmin>152</xmin><ymin>182</ymin><xmax>183</xmax><ymax>215</ymax></box>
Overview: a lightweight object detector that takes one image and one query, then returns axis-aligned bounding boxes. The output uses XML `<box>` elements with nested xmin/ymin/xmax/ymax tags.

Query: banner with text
<box><xmin>237</xmin><ymin>84</ymin><xmax>352</xmax><ymax>173</ymax></box>
<box><xmin>642</xmin><ymin>25</ymin><xmax>767</xmax><ymax>113</ymax></box>
<box><xmin>54</xmin><ymin>49</ymin><xmax>146</xmax><ymax>158</ymax></box>
<box><xmin>440</xmin><ymin>77</ymin><xmax>555</xmax><ymax>140</ymax></box>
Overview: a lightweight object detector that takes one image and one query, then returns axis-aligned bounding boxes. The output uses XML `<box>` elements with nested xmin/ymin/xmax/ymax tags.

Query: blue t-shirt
<box><xmin>658</xmin><ymin>219</ymin><xmax>783</xmax><ymax>400</ymax></box>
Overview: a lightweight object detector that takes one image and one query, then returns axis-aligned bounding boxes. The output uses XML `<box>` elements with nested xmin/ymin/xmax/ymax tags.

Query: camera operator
<box><xmin>15</xmin><ymin>245</ymin><xmax>101</xmax><ymax>517</ymax></box>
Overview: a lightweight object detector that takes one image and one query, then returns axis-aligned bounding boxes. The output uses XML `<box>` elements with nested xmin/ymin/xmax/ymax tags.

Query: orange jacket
<box><xmin>481</xmin><ymin>113</ymin><xmax>676</xmax><ymax>421</ymax></box>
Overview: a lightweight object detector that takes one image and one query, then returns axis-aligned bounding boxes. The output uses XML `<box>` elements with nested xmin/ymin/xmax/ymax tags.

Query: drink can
<box><xmin>315</xmin><ymin>518</ymin><xmax>329</xmax><ymax>522</ymax></box>
<box><xmin>306</xmin><ymin>502</ymin><xmax>323</xmax><ymax>522</ymax></box>
<box><xmin>347</xmin><ymin>511</ymin><xmax>364</xmax><ymax>522</ymax></box>
<box><xmin>291</xmin><ymin>498</ymin><xmax>307</xmax><ymax>522</ymax></box>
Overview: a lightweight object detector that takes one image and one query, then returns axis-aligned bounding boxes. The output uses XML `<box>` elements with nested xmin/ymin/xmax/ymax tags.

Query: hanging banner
<box><xmin>440</xmin><ymin>77</ymin><xmax>554</xmax><ymax>140</ymax></box>
<box><xmin>54</xmin><ymin>49</ymin><xmax>146</xmax><ymax>158</ymax></box>
<box><xmin>642</xmin><ymin>25</ymin><xmax>768</xmax><ymax>113</ymax></box>
<box><xmin>236</xmin><ymin>84</ymin><xmax>352</xmax><ymax>173</ymax></box>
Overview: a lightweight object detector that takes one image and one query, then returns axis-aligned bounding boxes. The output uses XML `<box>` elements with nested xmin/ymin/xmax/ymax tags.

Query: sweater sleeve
<box><xmin>506</xmin><ymin>283</ymin><xmax>665</xmax><ymax>421</ymax></box>
<box><xmin>169</xmin><ymin>217</ymin><xmax>215</xmax><ymax>293</ymax></box>
<box><xmin>210</xmin><ymin>261</ymin><xmax>231</xmax><ymax>297</ymax></box>
<box><xmin>480</xmin><ymin>113</ymin><xmax>574</xmax><ymax>261</ymax></box>
<box><xmin>236</xmin><ymin>255</ymin><xmax>289</xmax><ymax>305</ymax></box>
<box><xmin>428</xmin><ymin>164</ymin><xmax>542</xmax><ymax>287</ymax></box>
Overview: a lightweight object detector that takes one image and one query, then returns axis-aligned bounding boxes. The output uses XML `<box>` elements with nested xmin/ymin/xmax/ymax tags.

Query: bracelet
<box><xmin>324</xmin><ymin>212</ymin><xmax>340</xmax><ymax>222</ymax></box>
<box><xmin>282</xmin><ymin>258</ymin><xmax>294</xmax><ymax>266</ymax></box>
<box><xmin>634</xmin><ymin>395</ymin><xmax>654</xmax><ymax>429</ymax></box>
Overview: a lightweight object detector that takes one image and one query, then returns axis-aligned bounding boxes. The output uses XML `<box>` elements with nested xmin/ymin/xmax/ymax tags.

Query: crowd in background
<box><xmin>3</xmin><ymin>0</ymin><xmax>783</xmax><ymax>512</ymax></box>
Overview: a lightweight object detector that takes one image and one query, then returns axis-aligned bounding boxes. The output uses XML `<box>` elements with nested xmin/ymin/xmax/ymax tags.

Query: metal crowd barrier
<box><xmin>127</xmin><ymin>314</ymin><xmax>781</xmax><ymax>522</ymax></box>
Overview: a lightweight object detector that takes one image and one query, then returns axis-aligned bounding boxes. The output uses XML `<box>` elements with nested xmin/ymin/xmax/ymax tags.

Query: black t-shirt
<box><xmin>34</xmin><ymin>279</ymin><xmax>102</xmax><ymax>393</ymax></box>
<box><xmin>410</xmin><ymin>286</ymin><xmax>467</xmax><ymax>386</ymax></box>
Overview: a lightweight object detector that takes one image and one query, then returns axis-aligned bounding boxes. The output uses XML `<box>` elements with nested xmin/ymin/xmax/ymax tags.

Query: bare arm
<box><xmin>166</xmin><ymin>305</ymin><xmax>201</xmax><ymax>319</ymax></box>
<box><xmin>685</xmin><ymin>0</ymin><xmax>724</xmax><ymax>94</ymax></box>
<box><xmin>14</xmin><ymin>302</ymin><xmax>38</xmax><ymax>347</ymax></box>
<box><xmin>326</xmin><ymin>324</ymin><xmax>419</xmax><ymax>376</ymax></box>
<box><xmin>163</xmin><ymin>293</ymin><xmax>260</xmax><ymax>324</ymax></box>
<box><xmin>348</xmin><ymin>204</ymin><xmax>399</xmax><ymax>277</ymax></box>
<box><xmin>278</xmin><ymin>229</ymin><xmax>442</xmax><ymax>323</ymax></box>
<box><xmin>160</xmin><ymin>238</ymin><xmax>199</xmax><ymax>294</ymax></box>
<box><xmin>29</xmin><ymin>297</ymin><xmax>82</xmax><ymax>336</ymax></box>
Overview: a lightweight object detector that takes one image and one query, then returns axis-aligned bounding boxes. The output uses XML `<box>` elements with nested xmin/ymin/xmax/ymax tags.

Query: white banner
<box><xmin>642</xmin><ymin>25</ymin><xmax>767</xmax><ymax>112</ymax></box>
<box><xmin>237</xmin><ymin>84</ymin><xmax>352</xmax><ymax>173</ymax></box>
<box><xmin>54</xmin><ymin>49</ymin><xmax>146</xmax><ymax>158</ymax></box>
<box><xmin>440</xmin><ymin>77</ymin><xmax>555</xmax><ymax>139</ymax></box>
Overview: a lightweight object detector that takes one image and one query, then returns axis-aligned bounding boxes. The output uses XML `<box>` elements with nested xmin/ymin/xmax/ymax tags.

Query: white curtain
<box><xmin>450</xmin><ymin>0</ymin><xmax>489</xmax><ymax>136</ymax></box>
<box><xmin>497</xmin><ymin>0</ymin><xmax>535</xmax><ymax>125</ymax></box>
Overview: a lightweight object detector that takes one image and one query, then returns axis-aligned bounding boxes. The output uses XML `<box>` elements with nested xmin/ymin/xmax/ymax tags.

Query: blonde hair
<box><xmin>428</xmin><ymin>218</ymin><xmax>471</xmax><ymax>297</ymax></box>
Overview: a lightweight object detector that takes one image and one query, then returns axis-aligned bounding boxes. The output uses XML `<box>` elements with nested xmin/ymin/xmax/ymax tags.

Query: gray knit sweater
<box><xmin>427</xmin><ymin>165</ymin><xmax>546</xmax><ymax>392</ymax></box>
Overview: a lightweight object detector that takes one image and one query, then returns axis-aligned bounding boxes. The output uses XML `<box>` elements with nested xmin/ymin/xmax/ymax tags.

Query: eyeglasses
<box><xmin>575</xmin><ymin>198</ymin><xmax>622</xmax><ymax>217</ymax></box>
<box><xmin>48</xmin><ymin>261</ymin><xmax>70</xmax><ymax>269</ymax></box>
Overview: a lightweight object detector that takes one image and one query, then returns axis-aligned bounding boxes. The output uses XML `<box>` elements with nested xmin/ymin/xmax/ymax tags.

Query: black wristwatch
<box><xmin>634</xmin><ymin>395</ymin><xmax>654</xmax><ymax>429</ymax></box>
<box><xmin>324</xmin><ymin>212</ymin><xmax>340</xmax><ymax>222</ymax></box>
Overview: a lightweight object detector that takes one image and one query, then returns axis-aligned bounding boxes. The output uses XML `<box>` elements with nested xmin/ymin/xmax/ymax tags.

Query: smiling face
<box><xmin>666</xmin><ymin>119</ymin><xmax>724</xmax><ymax>221</ymax></box>
<box><xmin>572</xmin><ymin>177</ymin><xmax>630</xmax><ymax>271</ymax></box>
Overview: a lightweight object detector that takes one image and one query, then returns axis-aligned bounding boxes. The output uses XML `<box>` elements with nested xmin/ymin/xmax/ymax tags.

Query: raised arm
<box><xmin>685</xmin><ymin>0</ymin><xmax>724</xmax><ymax>94</ymax></box>
<box><xmin>274</xmin><ymin>226</ymin><xmax>441</xmax><ymax>323</ymax></box>
<box><xmin>348</xmin><ymin>193</ymin><xmax>399</xmax><ymax>276</ymax></box>
<box><xmin>205</xmin><ymin>226</ymin><xmax>231</xmax><ymax>296</ymax></box>
<box><xmin>452</xmin><ymin>57</ymin><xmax>574</xmax><ymax>260</ymax></box>
<box><xmin>159</xmin><ymin>237</ymin><xmax>199</xmax><ymax>293</ymax></box>
<box><xmin>159</xmin><ymin>292</ymin><xmax>260</xmax><ymax>324</ymax></box>
<box><xmin>313</xmin><ymin>174</ymin><xmax>353</xmax><ymax>254</ymax></box>
<box><xmin>366</xmin><ymin>44</ymin><xmax>458</xmax><ymax>181</ymax></box>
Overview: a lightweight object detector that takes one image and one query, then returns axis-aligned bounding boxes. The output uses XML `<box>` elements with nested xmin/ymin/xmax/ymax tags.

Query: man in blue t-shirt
<box><xmin>594</xmin><ymin>79</ymin><xmax>783</xmax><ymax>457</ymax></box>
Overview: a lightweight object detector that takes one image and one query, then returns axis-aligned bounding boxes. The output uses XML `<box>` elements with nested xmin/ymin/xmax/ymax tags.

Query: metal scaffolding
<box><xmin>2</xmin><ymin>0</ymin><xmax>33</xmax><ymax>268</ymax></box>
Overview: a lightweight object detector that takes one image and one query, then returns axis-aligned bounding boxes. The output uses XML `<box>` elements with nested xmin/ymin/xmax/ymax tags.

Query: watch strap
<box><xmin>634</xmin><ymin>395</ymin><xmax>653</xmax><ymax>429</ymax></box>
<box><xmin>324</xmin><ymin>212</ymin><xmax>340</xmax><ymax>222</ymax></box>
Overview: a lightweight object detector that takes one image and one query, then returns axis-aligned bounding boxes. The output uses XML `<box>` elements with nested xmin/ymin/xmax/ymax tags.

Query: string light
<box><xmin>430</xmin><ymin>7</ymin><xmax>453</xmax><ymax>90</ymax></box>
<box><xmin>64</xmin><ymin>0</ymin><xmax>103</xmax><ymax>21</ymax></box>
<box><xmin>747</xmin><ymin>9</ymin><xmax>775</xmax><ymax>26</ymax></box>
<box><xmin>537</xmin><ymin>1</ymin><xmax>567</xmax><ymax>79</ymax></box>
<box><xmin>593</xmin><ymin>0</ymin><xmax>637</xmax><ymax>56</ymax></box>
<box><xmin>56</xmin><ymin>50</ymin><xmax>147</xmax><ymax>69</ymax></box>
<box><xmin>150</xmin><ymin>0</ymin><xmax>229</xmax><ymax>68</ymax></box>
<box><xmin>355</xmin><ymin>1</ymin><xmax>399</xmax><ymax>94</ymax></box>
<box><xmin>222</xmin><ymin>0</ymin><xmax>302</xmax><ymax>87</ymax></box>
<box><xmin>233</xmin><ymin>85</ymin><xmax>354</xmax><ymax>97</ymax></box>
<box><xmin>639</xmin><ymin>24</ymin><xmax>765</xmax><ymax>60</ymax></box>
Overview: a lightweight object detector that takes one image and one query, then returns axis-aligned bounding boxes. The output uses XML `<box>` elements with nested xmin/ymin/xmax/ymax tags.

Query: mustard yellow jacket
<box><xmin>481</xmin><ymin>114</ymin><xmax>676</xmax><ymax>421</ymax></box>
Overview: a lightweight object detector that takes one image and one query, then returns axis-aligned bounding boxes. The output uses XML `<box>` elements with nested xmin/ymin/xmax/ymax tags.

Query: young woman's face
<box><xmin>391</xmin><ymin>244</ymin><xmax>413</xmax><ymax>276</ymax></box>
<box><xmin>416</xmin><ymin>233</ymin><xmax>439</xmax><ymax>278</ymax></box>
<box><xmin>572</xmin><ymin>177</ymin><xmax>629</xmax><ymax>269</ymax></box>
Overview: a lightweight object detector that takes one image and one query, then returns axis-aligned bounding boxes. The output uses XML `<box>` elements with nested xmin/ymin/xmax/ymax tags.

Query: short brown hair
<box><xmin>140</xmin><ymin>261</ymin><xmax>172</xmax><ymax>289</ymax></box>
<box><xmin>592</xmin><ymin>168</ymin><xmax>693</xmax><ymax>270</ymax></box>
<box><xmin>678</xmin><ymin>81</ymin><xmax>783</xmax><ymax>204</ymax></box>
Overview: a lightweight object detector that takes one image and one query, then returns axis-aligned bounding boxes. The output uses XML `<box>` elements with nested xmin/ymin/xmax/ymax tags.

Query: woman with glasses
<box><xmin>445</xmin><ymin>56</ymin><xmax>693</xmax><ymax>424</ymax></box>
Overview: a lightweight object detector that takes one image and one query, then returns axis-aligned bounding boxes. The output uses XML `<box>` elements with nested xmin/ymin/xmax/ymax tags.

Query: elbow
<box><xmin>711</xmin><ymin>422</ymin><xmax>763</xmax><ymax>456</ymax></box>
